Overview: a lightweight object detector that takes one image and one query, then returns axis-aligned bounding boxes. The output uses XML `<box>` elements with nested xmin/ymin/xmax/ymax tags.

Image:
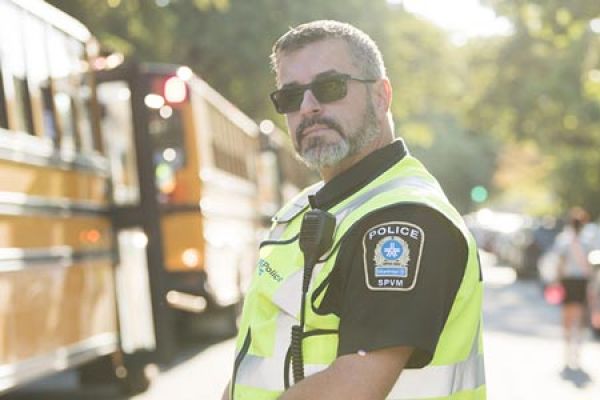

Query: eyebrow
<box><xmin>280</xmin><ymin>69</ymin><xmax>341</xmax><ymax>90</ymax></box>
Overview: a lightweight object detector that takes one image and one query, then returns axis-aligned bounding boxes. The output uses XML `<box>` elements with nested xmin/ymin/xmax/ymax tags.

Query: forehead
<box><xmin>276</xmin><ymin>38</ymin><xmax>358</xmax><ymax>86</ymax></box>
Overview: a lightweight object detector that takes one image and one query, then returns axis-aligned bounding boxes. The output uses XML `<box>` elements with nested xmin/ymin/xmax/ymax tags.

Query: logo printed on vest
<box><xmin>363</xmin><ymin>222</ymin><xmax>424</xmax><ymax>291</ymax></box>
<box><xmin>257</xmin><ymin>259</ymin><xmax>283</xmax><ymax>282</ymax></box>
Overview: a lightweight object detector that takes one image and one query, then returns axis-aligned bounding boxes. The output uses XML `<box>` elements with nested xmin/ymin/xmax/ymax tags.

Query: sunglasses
<box><xmin>270</xmin><ymin>73</ymin><xmax>377</xmax><ymax>114</ymax></box>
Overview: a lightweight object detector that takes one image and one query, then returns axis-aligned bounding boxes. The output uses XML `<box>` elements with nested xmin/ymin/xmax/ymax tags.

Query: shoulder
<box><xmin>334</xmin><ymin>203</ymin><xmax>468</xmax><ymax>292</ymax></box>
<box><xmin>341</xmin><ymin>203</ymin><xmax>466</xmax><ymax>250</ymax></box>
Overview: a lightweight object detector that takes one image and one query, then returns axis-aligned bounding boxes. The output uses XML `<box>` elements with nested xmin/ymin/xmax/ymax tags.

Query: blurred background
<box><xmin>47</xmin><ymin>0</ymin><xmax>600</xmax><ymax>217</ymax></box>
<box><xmin>0</xmin><ymin>0</ymin><xmax>600</xmax><ymax>399</ymax></box>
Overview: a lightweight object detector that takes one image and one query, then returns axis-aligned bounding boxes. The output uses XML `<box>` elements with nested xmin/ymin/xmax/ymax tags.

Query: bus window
<box><xmin>0</xmin><ymin>68</ymin><xmax>7</xmax><ymax>129</ymax></box>
<box><xmin>0</xmin><ymin>3</ymin><xmax>33</xmax><ymax>134</ymax></box>
<box><xmin>146</xmin><ymin>79</ymin><xmax>187</xmax><ymax>202</ymax></box>
<box><xmin>48</xmin><ymin>27</ymin><xmax>77</xmax><ymax>152</ymax></box>
<box><xmin>68</xmin><ymin>38</ymin><xmax>96</xmax><ymax>153</ymax></box>
<box><xmin>97</xmin><ymin>81</ymin><xmax>141</xmax><ymax>206</ymax></box>
<box><xmin>24</xmin><ymin>13</ymin><xmax>56</xmax><ymax>139</ymax></box>
<box><xmin>0</xmin><ymin>40</ymin><xmax>7</xmax><ymax>130</ymax></box>
<box><xmin>207</xmin><ymin>102</ymin><xmax>254</xmax><ymax>180</ymax></box>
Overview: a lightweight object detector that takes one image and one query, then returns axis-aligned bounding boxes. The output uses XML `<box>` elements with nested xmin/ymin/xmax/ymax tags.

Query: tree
<box><xmin>472</xmin><ymin>0</ymin><xmax>600</xmax><ymax>217</ymax></box>
<box><xmin>50</xmin><ymin>0</ymin><xmax>499</xmax><ymax>211</ymax></box>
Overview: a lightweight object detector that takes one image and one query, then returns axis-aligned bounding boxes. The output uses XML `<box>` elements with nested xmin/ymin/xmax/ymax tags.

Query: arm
<box><xmin>279</xmin><ymin>346</ymin><xmax>413</xmax><ymax>400</ymax></box>
<box><xmin>281</xmin><ymin>206</ymin><xmax>465</xmax><ymax>399</ymax></box>
<box><xmin>556</xmin><ymin>255</ymin><xmax>566</xmax><ymax>280</ymax></box>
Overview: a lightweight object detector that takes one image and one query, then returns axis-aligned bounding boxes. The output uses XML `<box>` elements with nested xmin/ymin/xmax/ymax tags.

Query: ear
<box><xmin>371</xmin><ymin>78</ymin><xmax>392</xmax><ymax>118</ymax></box>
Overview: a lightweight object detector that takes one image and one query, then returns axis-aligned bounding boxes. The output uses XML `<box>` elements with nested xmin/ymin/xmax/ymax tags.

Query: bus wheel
<box><xmin>116</xmin><ymin>362</ymin><xmax>151</xmax><ymax>395</ymax></box>
<box><xmin>78</xmin><ymin>354</ymin><xmax>151</xmax><ymax>395</ymax></box>
<box><xmin>78</xmin><ymin>355</ymin><xmax>117</xmax><ymax>385</ymax></box>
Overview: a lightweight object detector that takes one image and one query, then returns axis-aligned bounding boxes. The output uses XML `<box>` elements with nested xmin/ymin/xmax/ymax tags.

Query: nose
<box><xmin>298</xmin><ymin>89</ymin><xmax>322</xmax><ymax>115</ymax></box>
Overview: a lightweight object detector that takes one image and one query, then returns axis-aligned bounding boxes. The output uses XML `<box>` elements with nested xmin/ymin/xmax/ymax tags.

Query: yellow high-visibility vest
<box><xmin>231</xmin><ymin>155</ymin><xmax>486</xmax><ymax>400</ymax></box>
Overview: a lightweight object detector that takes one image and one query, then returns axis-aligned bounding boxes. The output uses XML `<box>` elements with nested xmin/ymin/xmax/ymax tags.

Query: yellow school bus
<box><xmin>95</xmin><ymin>61</ymin><xmax>263</xmax><ymax>357</ymax></box>
<box><xmin>0</xmin><ymin>0</ymin><xmax>154</xmax><ymax>394</ymax></box>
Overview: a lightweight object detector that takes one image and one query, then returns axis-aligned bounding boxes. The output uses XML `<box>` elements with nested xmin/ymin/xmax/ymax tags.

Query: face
<box><xmin>275</xmin><ymin>39</ymin><xmax>380</xmax><ymax>170</ymax></box>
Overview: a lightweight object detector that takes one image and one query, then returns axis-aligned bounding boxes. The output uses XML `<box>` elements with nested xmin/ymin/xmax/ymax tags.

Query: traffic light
<box><xmin>470</xmin><ymin>185</ymin><xmax>488</xmax><ymax>203</ymax></box>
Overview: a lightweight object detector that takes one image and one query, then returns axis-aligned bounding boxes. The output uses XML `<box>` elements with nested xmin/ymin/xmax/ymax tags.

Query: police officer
<box><xmin>223</xmin><ymin>20</ymin><xmax>485</xmax><ymax>400</ymax></box>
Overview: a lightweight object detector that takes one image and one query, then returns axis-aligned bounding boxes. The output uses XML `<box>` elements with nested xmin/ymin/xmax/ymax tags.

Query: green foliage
<box><xmin>410</xmin><ymin>117</ymin><xmax>498</xmax><ymax>214</ymax></box>
<box><xmin>59</xmin><ymin>0</ymin><xmax>600</xmax><ymax>218</ymax></box>
<box><xmin>476</xmin><ymin>0</ymin><xmax>600</xmax><ymax>217</ymax></box>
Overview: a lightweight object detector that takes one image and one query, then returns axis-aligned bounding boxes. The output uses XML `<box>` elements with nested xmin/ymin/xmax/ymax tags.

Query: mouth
<box><xmin>296</xmin><ymin>117</ymin><xmax>345</xmax><ymax>147</ymax></box>
<box><xmin>302</xmin><ymin>125</ymin><xmax>334</xmax><ymax>137</ymax></box>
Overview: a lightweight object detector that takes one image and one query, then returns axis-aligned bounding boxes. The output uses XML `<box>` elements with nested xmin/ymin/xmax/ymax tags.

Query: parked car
<box><xmin>514</xmin><ymin>217</ymin><xmax>562</xmax><ymax>279</ymax></box>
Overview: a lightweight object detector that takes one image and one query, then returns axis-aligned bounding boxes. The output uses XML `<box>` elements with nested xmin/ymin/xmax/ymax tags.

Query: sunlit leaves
<box><xmin>479</xmin><ymin>0</ymin><xmax>600</xmax><ymax>216</ymax></box>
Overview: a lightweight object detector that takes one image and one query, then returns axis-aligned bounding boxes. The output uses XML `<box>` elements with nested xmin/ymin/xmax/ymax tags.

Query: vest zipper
<box><xmin>231</xmin><ymin>327</ymin><xmax>251</xmax><ymax>399</ymax></box>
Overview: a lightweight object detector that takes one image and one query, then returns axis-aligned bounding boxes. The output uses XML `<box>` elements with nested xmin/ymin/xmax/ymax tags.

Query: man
<box><xmin>224</xmin><ymin>20</ymin><xmax>485</xmax><ymax>400</ymax></box>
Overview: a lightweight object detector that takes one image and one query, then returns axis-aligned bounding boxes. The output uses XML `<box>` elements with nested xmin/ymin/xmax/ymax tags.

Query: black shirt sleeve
<box><xmin>316</xmin><ymin>203</ymin><xmax>468</xmax><ymax>368</ymax></box>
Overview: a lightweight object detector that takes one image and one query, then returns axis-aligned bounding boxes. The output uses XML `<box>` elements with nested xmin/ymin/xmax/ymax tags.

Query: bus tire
<box><xmin>78</xmin><ymin>355</ymin><xmax>116</xmax><ymax>385</ymax></box>
<box><xmin>117</xmin><ymin>362</ymin><xmax>151</xmax><ymax>395</ymax></box>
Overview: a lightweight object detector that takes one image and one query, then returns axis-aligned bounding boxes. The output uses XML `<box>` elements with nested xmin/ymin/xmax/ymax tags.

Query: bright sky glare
<box><xmin>390</xmin><ymin>0</ymin><xmax>513</xmax><ymax>45</ymax></box>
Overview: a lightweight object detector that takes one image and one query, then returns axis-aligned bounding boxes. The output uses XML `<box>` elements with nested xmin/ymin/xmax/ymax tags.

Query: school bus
<box><xmin>0</xmin><ymin>0</ymin><xmax>154</xmax><ymax>394</ymax></box>
<box><xmin>95</xmin><ymin>60</ymin><xmax>263</xmax><ymax>359</ymax></box>
<box><xmin>0</xmin><ymin>0</ymin><xmax>316</xmax><ymax>392</ymax></box>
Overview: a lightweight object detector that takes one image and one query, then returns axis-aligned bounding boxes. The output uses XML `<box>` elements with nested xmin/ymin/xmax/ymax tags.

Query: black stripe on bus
<box><xmin>160</xmin><ymin>203</ymin><xmax>202</xmax><ymax>215</ymax></box>
<box><xmin>0</xmin><ymin>71</ymin><xmax>7</xmax><ymax>129</ymax></box>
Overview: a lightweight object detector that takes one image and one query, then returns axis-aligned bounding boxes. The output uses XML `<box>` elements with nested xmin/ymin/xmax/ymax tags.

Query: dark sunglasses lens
<box><xmin>272</xmin><ymin>88</ymin><xmax>304</xmax><ymax>113</ymax></box>
<box><xmin>312</xmin><ymin>78</ymin><xmax>347</xmax><ymax>103</ymax></box>
<box><xmin>271</xmin><ymin>76</ymin><xmax>349</xmax><ymax>113</ymax></box>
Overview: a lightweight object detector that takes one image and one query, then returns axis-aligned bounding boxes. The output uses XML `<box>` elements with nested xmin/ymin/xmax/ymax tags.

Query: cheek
<box><xmin>285</xmin><ymin>116</ymin><xmax>300</xmax><ymax>143</ymax></box>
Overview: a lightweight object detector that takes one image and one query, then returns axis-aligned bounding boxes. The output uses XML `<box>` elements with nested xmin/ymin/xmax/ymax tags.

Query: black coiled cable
<box><xmin>290</xmin><ymin>325</ymin><xmax>305</xmax><ymax>382</ymax></box>
<box><xmin>290</xmin><ymin>209</ymin><xmax>336</xmax><ymax>385</ymax></box>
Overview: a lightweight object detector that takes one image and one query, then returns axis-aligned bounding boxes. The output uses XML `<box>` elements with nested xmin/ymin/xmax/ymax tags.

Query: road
<box><xmin>482</xmin><ymin>252</ymin><xmax>600</xmax><ymax>400</ymax></box>
<box><xmin>3</xmin><ymin>252</ymin><xmax>600</xmax><ymax>399</ymax></box>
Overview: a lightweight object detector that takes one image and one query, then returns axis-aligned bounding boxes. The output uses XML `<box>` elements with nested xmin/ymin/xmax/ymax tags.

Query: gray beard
<box><xmin>298</xmin><ymin>102</ymin><xmax>379</xmax><ymax>170</ymax></box>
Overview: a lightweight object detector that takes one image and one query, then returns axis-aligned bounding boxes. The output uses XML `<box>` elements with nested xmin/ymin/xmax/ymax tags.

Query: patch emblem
<box><xmin>363</xmin><ymin>222</ymin><xmax>424</xmax><ymax>291</ymax></box>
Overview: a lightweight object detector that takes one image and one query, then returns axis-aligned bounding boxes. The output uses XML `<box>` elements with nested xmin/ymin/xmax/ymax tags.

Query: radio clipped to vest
<box><xmin>291</xmin><ymin>209</ymin><xmax>336</xmax><ymax>384</ymax></box>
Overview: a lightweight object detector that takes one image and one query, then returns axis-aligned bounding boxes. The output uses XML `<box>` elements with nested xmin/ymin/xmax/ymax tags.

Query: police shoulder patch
<box><xmin>362</xmin><ymin>221</ymin><xmax>425</xmax><ymax>291</ymax></box>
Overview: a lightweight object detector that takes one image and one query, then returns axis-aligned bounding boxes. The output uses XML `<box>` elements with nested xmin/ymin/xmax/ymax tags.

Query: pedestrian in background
<box><xmin>554</xmin><ymin>207</ymin><xmax>593</xmax><ymax>370</ymax></box>
<box><xmin>223</xmin><ymin>20</ymin><xmax>485</xmax><ymax>399</ymax></box>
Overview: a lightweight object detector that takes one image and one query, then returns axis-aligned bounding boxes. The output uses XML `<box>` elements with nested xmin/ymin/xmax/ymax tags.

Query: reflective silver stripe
<box><xmin>272</xmin><ymin>182</ymin><xmax>324</xmax><ymax>224</ymax></box>
<box><xmin>236</xmin><ymin>353</ymin><xmax>484</xmax><ymax>397</ymax></box>
<box><xmin>387</xmin><ymin>356</ymin><xmax>485</xmax><ymax>399</ymax></box>
<box><xmin>267</xmin><ymin>175</ymin><xmax>443</xmax><ymax>242</ymax></box>
<box><xmin>318</xmin><ymin>175</ymin><xmax>446</xmax><ymax>259</ymax></box>
<box><xmin>272</xmin><ymin>269</ymin><xmax>303</xmax><ymax>317</ymax></box>
<box><xmin>266</xmin><ymin>224</ymin><xmax>289</xmax><ymax>241</ymax></box>
<box><xmin>236</xmin><ymin>323</ymin><xmax>484</xmax><ymax>398</ymax></box>
<box><xmin>388</xmin><ymin>322</ymin><xmax>484</xmax><ymax>399</ymax></box>
<box><xmin>236</xmin><ymin>313</ymin><xmax>295</xmax><ymax>391</ymax></box>
<box><xmin>236</xmin><ymin>310</ymin><xmax>330</xmax><ymax>391</ymax></box>
<box><xmin>333</xmin><ymin>175</ymin><xmax>446</xmax><ymax>226</ymax></box>
<box><xmin>237</xmin><ymin>353</ymin><xmax>328</xmax><ymax>392</ymax></box>
<box><xmin>272</xmin><ymin>261</ymin><xmax>326</xmax><ymax>317</ymax></box>
<box><xmin>237</xmin><ymin>260</ymin><xmax>329</xmax><ymax>391</ymax></box>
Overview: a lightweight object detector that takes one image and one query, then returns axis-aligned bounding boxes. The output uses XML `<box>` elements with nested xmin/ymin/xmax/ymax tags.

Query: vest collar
<box><xmin>312</xmin><ymin>139</ymin><xmax>408</xmax><ymax>210</ymax></box>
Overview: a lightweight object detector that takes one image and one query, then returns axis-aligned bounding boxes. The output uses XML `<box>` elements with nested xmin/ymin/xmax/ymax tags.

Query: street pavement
<box><xmin>482</xmin><ymin>252</ymin><xmax>600</xmax><ymax>400</ymax></box>
<box><xmin>3</xmin><ymin>252</ymin><xmax>600</xmax><ymax>399</ymax></box>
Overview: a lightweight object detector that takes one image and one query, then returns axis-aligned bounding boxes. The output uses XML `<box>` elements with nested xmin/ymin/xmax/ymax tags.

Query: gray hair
<box><xmin>270</xmin><ymin>20</ymin><xmax>386</xmax><ymax>83</ymax></box>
